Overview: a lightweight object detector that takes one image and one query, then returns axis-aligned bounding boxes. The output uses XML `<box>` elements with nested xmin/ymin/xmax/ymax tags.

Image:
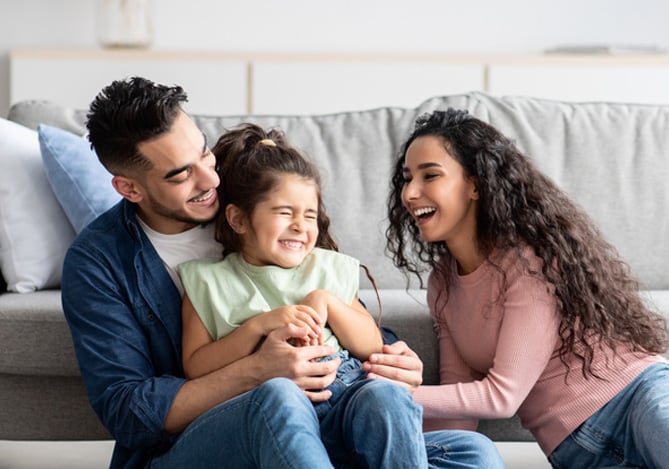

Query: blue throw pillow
<box><xmin>38</xmin><ymin>124</ymin><xmax>121</xmax><ymax>233</ymax></box>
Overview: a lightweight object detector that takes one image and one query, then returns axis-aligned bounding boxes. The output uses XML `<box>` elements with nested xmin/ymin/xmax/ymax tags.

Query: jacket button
<box><xmin>147</xmin><ymin>313</ymin><xmax>156</xmax><ymax>321</ymax></box>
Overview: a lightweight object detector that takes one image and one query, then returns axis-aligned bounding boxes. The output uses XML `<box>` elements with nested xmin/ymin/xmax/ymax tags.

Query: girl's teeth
<box><xmin>281</xmin><ymin>241</ymin><xmax>302</xmax><ymax>248</ymax></box>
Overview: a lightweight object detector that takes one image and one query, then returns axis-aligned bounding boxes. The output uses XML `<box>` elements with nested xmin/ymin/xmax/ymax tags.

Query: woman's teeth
<box><xmin>414</xmin><ymin>207</ymin><xmax>436</xmax><ymax>218</ymax></box>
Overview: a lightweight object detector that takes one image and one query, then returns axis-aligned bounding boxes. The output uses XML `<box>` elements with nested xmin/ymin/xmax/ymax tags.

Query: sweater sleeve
<box><xmin>414</xmin><ymin>258</ymin><xmax>561</xmax><ymax>425</ymax></box>
<box><xmin>422</xmin><ymin>319</ymin><xmax>481</xmax><ymax>431</ymax></box>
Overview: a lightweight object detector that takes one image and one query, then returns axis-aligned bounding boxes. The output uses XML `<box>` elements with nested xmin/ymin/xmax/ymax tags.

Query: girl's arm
<box><xmin>182</xmin><ymin>294</ymin><xmax>324</xmax><ymax>379</ymax></box>
<box><xmin>302</xmin><ymin>290</ymin><xmax>383</xmax><ymax>360</ymax></box>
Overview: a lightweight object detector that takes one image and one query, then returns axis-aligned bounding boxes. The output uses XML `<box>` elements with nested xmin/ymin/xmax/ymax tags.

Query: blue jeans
<box><xmin>549</xmin><ymin>362</ymin><xmax>669</xmax><ymax>469</ymax></box>
<box><xmin>149</xmin><ymin>377</ymin><xmax>503</xmax><ymax>468</ymax></box>
<box><xmin>313</xmin><ymin>351</ymin><xmax>427</xmax><ymax>467</ymax></box>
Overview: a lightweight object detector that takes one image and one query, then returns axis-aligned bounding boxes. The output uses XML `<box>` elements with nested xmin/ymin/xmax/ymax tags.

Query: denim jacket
<box><xmin>62</xmin><ymin>200</ymin><xmax>186</xmax><ymax>469</ymax></box>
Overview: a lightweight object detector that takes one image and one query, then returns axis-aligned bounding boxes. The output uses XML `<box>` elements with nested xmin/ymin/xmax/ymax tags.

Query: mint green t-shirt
<box><xmin>178</xmin><ymin>247</ymin><xmax>360</xmax><ymax>352</ymax></box>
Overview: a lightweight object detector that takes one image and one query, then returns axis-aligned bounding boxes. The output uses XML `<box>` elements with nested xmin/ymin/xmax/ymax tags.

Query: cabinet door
<box><xmin>251</xmin><ymin>61</ymin><xmax>485</xmax><ymax>114</ymax></box>
<box><xmin>10</xmin><ymin>55</ymin><xmax>248</xmax><ymax>115</ymax></box>
<box><xmin>488</xmin><ymin>63</ymin><xmax>669</xmax><ymax>104</ymax></box>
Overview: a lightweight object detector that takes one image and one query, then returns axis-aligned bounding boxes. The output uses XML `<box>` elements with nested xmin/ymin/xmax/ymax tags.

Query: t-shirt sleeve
<box><xmin>177</xmin><ymin>259</ymin><xmax>220</xmax><ymax>339</ymax></box>
<box><xmin>319</xmin><ymin>249</ymin><xmax>360</xmax><ymax>305</ymax></box>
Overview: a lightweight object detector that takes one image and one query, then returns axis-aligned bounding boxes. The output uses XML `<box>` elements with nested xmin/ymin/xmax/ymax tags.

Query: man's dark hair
<box><xmin>86</xmin><ymin>76</ymin><xmax>188</xmax><ymax>175</ymax></box>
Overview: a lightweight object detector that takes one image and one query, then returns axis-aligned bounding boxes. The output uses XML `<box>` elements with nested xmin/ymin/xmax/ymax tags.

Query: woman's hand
<box><xmin>362</xmin><ymin>340</ymin><xmax>423</xmax><ymax>393</ymax></box>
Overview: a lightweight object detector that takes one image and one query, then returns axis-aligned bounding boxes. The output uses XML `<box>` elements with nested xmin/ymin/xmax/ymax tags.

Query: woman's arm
<box><xmin>414</xmin><ymin>266</ymin><xmax>561</xmax><ymax>423</ymax></box>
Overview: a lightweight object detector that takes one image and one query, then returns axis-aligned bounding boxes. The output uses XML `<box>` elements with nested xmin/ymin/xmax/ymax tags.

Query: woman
<box><xmin>380</xmin><ymin>108</ymin><xmax>669</xmax><ymax>468</ymax></box>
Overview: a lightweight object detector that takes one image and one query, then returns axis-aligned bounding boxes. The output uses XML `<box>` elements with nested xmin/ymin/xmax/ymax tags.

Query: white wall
<box><xmin>1</xmin><ymin>0</ymin><xmax>668</xmax><ymax>116</ymax></box>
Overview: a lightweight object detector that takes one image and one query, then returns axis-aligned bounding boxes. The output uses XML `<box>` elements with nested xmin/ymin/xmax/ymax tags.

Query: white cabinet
<box><xmin>251</xmin><ymin>61</ymin><xmax>485</xmax><ymax>114</ymax></box>
<box><xmin>9</xmin><ymin>50</ymin><xmax>248</xmax><ymax>115</ymax></box>
<box><xmin>9</xmin><ymin>49</ymin><xmax>669</xmax><ymax>116</ymax></box>
<box><xmin>488</xmin><ymin>61</ymin><xmax>669</xmax><ymax>104</ymax></box>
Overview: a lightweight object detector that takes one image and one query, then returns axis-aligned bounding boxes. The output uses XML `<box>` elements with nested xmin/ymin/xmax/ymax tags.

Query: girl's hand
<box><xmin>257</xmin><ymin>305</ymin><xmax>323</xmax><ymax>345</ymax></box>
<box><xmin>362</xmin><ymin>340</ymin><xmax>423</xmax><ymax>393</ymax></box>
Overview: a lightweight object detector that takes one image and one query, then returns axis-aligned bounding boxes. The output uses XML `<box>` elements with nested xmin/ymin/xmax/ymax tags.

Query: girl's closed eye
<box><xmin>274</xmin><ymin>207</ymin><xmax>293</xmax><ymax>216</ymax></box>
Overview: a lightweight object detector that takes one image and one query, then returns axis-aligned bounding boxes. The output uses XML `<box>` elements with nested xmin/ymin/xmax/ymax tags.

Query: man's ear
<box><xmin>112</xmin><ymin>176</ymin><xmax>144</xmax><ymax>203</ymax></box>
<box><xmin>226</xmin><ymin>204</ymin><xmax>247</xmax><ymax>234</ymax></box>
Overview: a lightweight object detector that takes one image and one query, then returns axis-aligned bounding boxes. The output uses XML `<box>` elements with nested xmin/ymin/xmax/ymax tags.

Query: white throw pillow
<box><xmin>0</xmin><ymin>118</ymin><xmax>75</xmax><ymax>292</ymax></box>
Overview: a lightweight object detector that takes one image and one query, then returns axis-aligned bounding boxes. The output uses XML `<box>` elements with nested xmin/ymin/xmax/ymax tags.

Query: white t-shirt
<box><xmin>137</xmin><ymin>219</ymin><xmax>222</xmax><ymax>296</ymax></box>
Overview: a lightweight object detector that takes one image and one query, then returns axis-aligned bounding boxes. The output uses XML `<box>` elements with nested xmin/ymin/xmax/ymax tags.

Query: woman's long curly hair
<box><xmin>386</xmin><ymin>109</ymin><xmax>668</xmax><ymax>378</ymax></box>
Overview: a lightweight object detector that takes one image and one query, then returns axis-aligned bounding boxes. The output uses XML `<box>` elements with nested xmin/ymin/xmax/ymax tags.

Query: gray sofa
<box><xmin>1</xmin><ymin>92</ymin><xmax>668</xmax><ymax>456</ymax></box>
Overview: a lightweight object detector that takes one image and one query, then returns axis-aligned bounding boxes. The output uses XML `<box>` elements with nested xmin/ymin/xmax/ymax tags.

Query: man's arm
<box><xmin>166</xmin><ymin>323</ymin><xmax>338</xmax><ymax>432</ymax></box>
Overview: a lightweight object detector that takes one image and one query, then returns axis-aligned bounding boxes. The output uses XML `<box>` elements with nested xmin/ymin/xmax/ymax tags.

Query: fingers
<box><xmin>291</xmin><ymin>305</ymin><xmax>324</xmax><ymax>342</ymax></box>
<box><xmin>362</xmin><ymin>340</ymin><xmax>423</xmax><ymax>389</ymax></box>
<box><xmin>300</xmin><ymin>345</ymin><xmax>339</xmax><ymax>365</ymax></box>
<box><xmin>364</xmin><ymin>362</ymin><xmax>421</xmax><ymax>386</ymax></box>
<box><xmin>254</xmin><ymin>326</ymin><xmax>341</xmax><ymax>403</ymax></box>
<box><xmin>268</xmin><ymin>323</ymin><xmax>309</xmax><ymax>342</ymax></box>
<box><xmin>292</xmin><ymin>352</ymin><xmax>339</xmax><ymax>396</ymax></box>
<box><xmin>304</xmin><ymin>389</ymin><xmax>333</xmax><ymax>403</ymax></box>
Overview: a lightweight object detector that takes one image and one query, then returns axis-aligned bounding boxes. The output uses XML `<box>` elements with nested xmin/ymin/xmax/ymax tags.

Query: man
<box><xmin>62</xmin><ymin>76</ymin><xmax>503</xmax><ymax>468</ymax></box>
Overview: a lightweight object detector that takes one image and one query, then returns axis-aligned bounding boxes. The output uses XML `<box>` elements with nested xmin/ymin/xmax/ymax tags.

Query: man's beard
<box><xmin>147</xmin><ymin>193</ymin><xmax>216</xmax><ymax>226</ymax></box>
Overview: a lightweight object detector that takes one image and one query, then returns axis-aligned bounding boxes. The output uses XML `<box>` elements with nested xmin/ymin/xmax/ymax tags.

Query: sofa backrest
<box><xmin>8</xmin><ymin>92</ymin><xmax>669</xmax><ymax>291</ymax></box>
<box><xmin>460</xmin><ymin>93</ymin><xmax>669</xmax><ymax>291</ymax></box>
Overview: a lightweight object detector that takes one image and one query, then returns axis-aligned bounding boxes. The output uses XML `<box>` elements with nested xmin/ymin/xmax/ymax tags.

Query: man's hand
<box><xmin>254</xmin><ymin>324</ymin><xmax>340</xmax><ymax>402</ymax></box>
<box><xmin>362</xmin><ymin>340</ymin><xmax>423</xmax><ymax>393</ymax></box>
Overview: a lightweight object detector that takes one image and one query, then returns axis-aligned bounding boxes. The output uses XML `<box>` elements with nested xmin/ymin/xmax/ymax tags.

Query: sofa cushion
<box><xmin>0</xmin><ymin>118</ymin><xmax>75</xmax><ymax>293</ymax></box>
<box><xmin>38</xmin><ymin>124</ymin><xmax>121</xmax><ymax>233</ymax></box>
<box><xmin>0</xmin><ymin>290</ymin><xmax>78</xmax><ymax>376</ymax></box>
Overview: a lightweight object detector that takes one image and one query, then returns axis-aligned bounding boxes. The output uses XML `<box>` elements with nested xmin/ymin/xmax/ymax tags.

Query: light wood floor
<box><xmin>0</xmin><ymin>440</ymin><xmax>550</xmax><ymax>468</ymax></box>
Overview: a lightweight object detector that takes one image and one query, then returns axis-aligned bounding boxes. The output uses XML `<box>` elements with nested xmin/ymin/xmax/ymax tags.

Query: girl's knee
<box><xmin>353</xmin><ymin>380</ymin><xmax>421</xmax><ymax>415</ymax></box>
<box><xmin>360</xmin><ymin>379</ymin><xmax>413</xmax><ymax>402</ymax></box>
<box><xmin>252</xmin><ymin>377</ymin><xmax>312</xmax><ymax>410</ymax></box>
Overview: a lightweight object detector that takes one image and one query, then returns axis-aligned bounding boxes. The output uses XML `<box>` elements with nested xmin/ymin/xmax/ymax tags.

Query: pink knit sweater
<box><xmin>413</xmin><ymin>248</ymin><xmax>663</xmax><ymax>455</ymax></box>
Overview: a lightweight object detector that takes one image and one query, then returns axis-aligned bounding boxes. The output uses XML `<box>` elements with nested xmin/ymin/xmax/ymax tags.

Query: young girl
<box><xmin>178</xmin><ymin>123</ymin><xmax>429</xmax><ymax>468</ymax></box>
<box><xmin>385</xmin><ymin>109</ymin><xmax>669</xmax><ymax>468</ymax></box>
